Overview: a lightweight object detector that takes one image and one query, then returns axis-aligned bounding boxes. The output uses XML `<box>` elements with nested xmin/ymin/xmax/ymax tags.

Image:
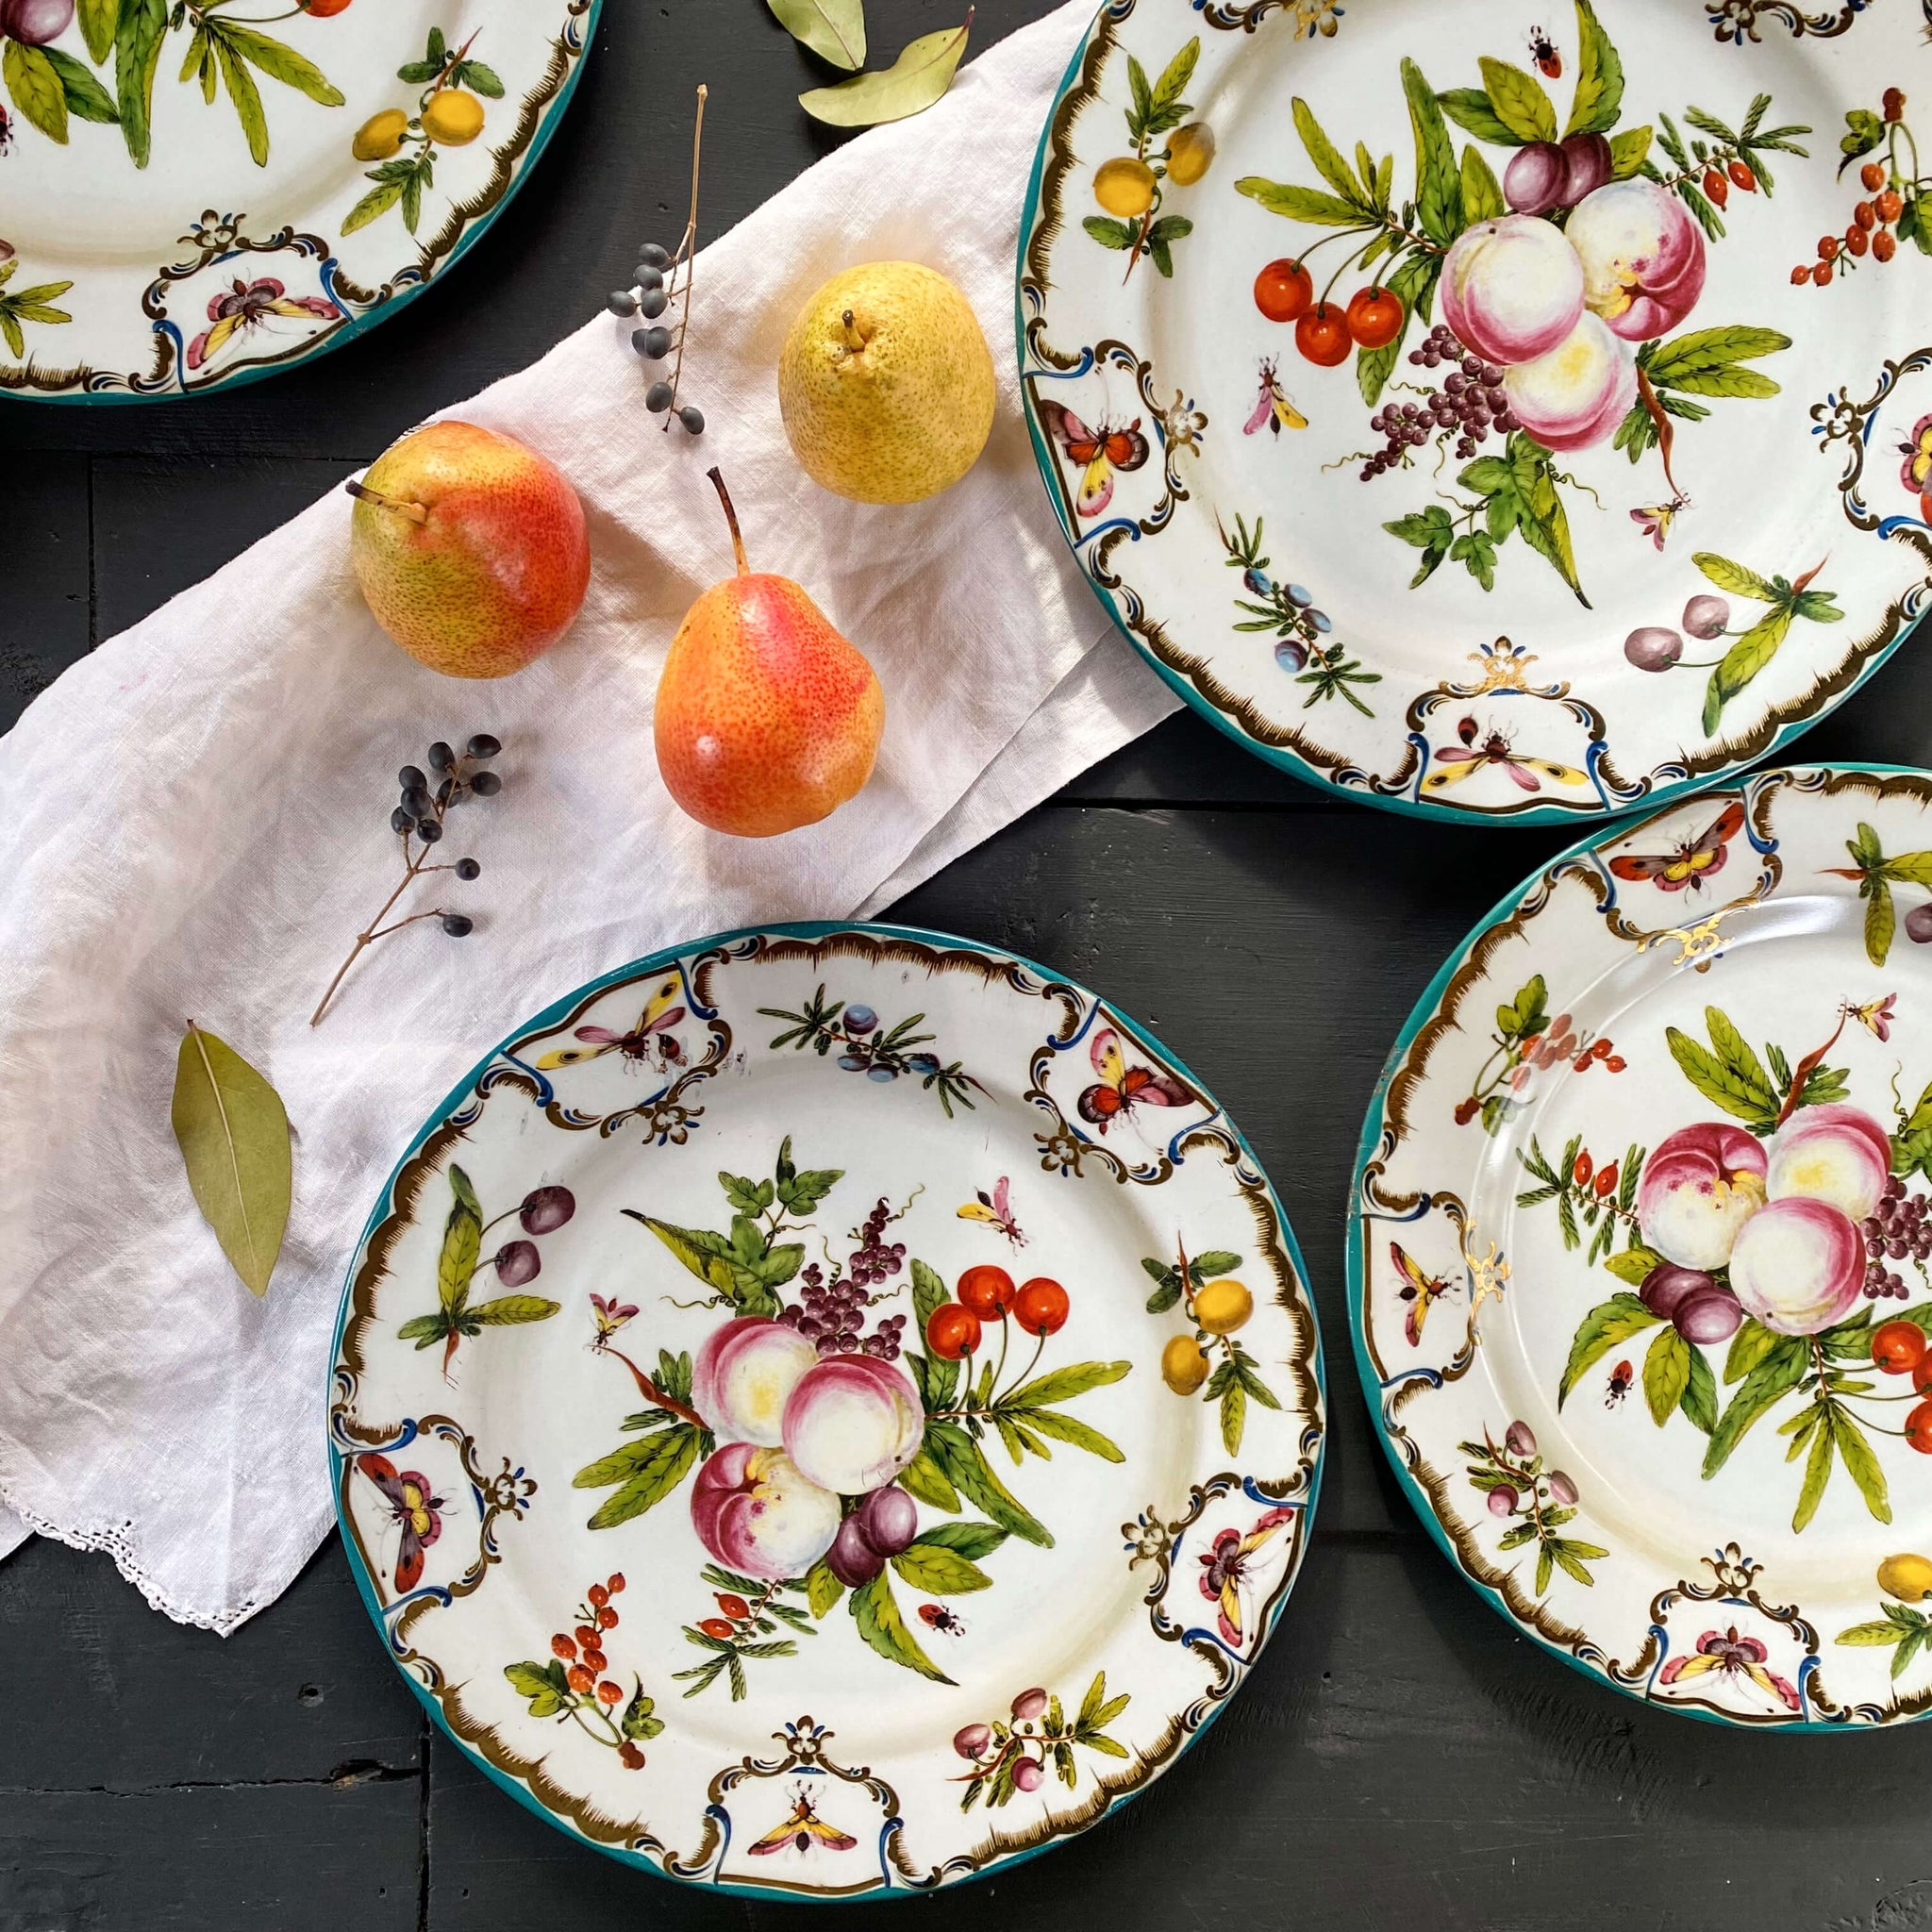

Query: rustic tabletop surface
<box><xmin>8</xmin><ymin>3</ymin><xmax>1932</xmax><ymax>1926</ymax></box>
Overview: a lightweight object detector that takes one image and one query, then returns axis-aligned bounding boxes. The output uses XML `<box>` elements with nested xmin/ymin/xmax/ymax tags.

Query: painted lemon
<box><xmin>777</xmin><ymin>261</ymin><xmax>995</xmax><ymax>506</ymax></box>
<box><xmin>1193</xmin><ymin>1278</ymin><xmax>1254</xmax><ymax>1336</ymax></box>
<box><xmin>1165</xmin><ymin>124</ymin><xmax>1215</xmax><ymax>186</ymax></box>
<box><xmin>422</xmin><ymin>89</ymin><xmax>486</xmax><ymax>146</ymax></box>
<box><xmin>1093</xmin><ymin>156</ymin><xmax>1158</xmax><ymax>218</ymax></box>
<box><xmin>1878</xmin><ymin>1553</ymin><xmax>1932</xmax><ymax>1602</ymax></box>
<box><xmin>1161</xmin><ymin>1334</ymin><xmax>1209</xmax><ymax>1395</ymax></box>
<box><xmin>352</xmin><ymin>108</ymin><xmax>409</xmax><ymax>161</ymax></box>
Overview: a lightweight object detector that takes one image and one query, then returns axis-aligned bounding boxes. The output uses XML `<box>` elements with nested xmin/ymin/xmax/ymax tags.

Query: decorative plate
<box><xmin>0</xmin><ymin>0</ymin><xmax>595</xmax><ymax>402</ymax></box>
<box><xmin>1350</xmin><ymin>763</ymin><xmax>1932</xmax><ymax>1728</ymax></box>
<box><xmin>329</xmin><ymin>924</ymin><xmax>1324</xmax><ymax>1898</ymax></box>
<box><xmin>1018</xmin><ymin>0</ymin><xmax>1932</xmax><ymax>823</ymax></box>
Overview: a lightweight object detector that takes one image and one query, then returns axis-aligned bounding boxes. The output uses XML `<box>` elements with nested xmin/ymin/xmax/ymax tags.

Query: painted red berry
<box><xmin>619</xmin><ymin>1741</ymin><xmax>645</xmax><ymax>1769</ymax></box>
<box><xmin>607</xmin><ymin>1573</ymin><xmax>625</xmax><ymax>1593</ymax></box>
<box><xmin>551</xmin><ymin>1633</ymin><xmax>577</xmax><ymax>1660</ymax></box>
<box><xmin>1877</xmin><ymin>189</ymin><xmax>1904</xmax><ymax>225</ymax></box>
<box><xmin>595</xmin><ymin>1679</ymin><xmax>624</xmax><ymax>1706</ymax></box>
<box><xmin>1605</xmin><ymin>1056</ymin><xmax>1626</xmax><ymax>1072</ymax></box>
<box><xmin>1907</xmin><ymin>1399</ymin><xmax>1932</xmax><ymax>1453</ymax></box>
<box><xmin>588</xmin><ymin>1583</ymin><xmax>609</xmax><ymax>1607</ymax></box>
<box><xmin>567</xmin><ymin>1664</ymin><xmax>595</xmax><ymax>1693</ymax></box>
<box><xmin>699</xmin><ymin>1617</ymin><xmax>736</xmax><ymax>1640</ymax></box>
<box><xmin>926</xmin><ymin>1303</ymin><xmax>982</xmax><ymax>1360</ymax></box>
<box><xmin>1813</xmin><ymin>260</ymin><xmax>1834</xmax><ymax>286</ymax></box>
<box><xmin>1790</xmin><ymin>264</ymin><xmax>1810</xmax><ymax>285</ymax></box>
<box><xmin>958</xmin><ymin>1264</ymin><xmax>1017</xmax><ymax>1321</ymax></box>
<box><xmin>1702</xmin><ymin>167</ymin><xmax>1728</xmax><ymax>208</ymax></box>
<box><xmin>581</xmin><ymin>1648</ymin><xmax>608</xmax><ymax>1673</ymax></box>
<box><xmin>597</xmin><ymin>1606</ymin><xmax>619</xmax><ymax>1629</ymax></box>
<box><xmin>1855</xmin><ymin>201</ymin><xmax>1878</xmax><ymax>230</ymax></box>
<box><xmin>1846</xmin><ymin>225</ymin><xmax>1870</xmax><ymax>257</ymax></box>
<box><xmin>1818</xmin><ymin>235</ymin><xmax>1840</xmax><ymax>259</ymax></box>
<box><xmin>1728</xmin><ymin>158</ymin><xmax>1756</xmax><ymax>192</ymax></box>
<box><xmin>715</xmin><ymin>1592</ymin><xmax>751</xmax><ymax>1621</ymax></box>
<box><xmin>1874</xmin><ymin>1321</ymin><xmax>1927</xmax><ymax>1374</ymax></box>
<box><xmin>575</xmin><ymin>1624</ymin><xmax>599</xmax><ymax>1648</ymax></box>
<box><xmin>1594</xmin><ymin>1162</ymin><xmax>1619</xmax><ymax>1199</ymax></box>
<box><xmin>1014</xmin><ymin>1277</ymin><xmax>1070</xmax><ymax>1337</ymax></box>
<box><xmin>1864</xmin><ymin>160</ymin><xmax>1889</xmax><ymax>192</ymax></box>
<box><xmin>1573</xmin><ymin>1151</ymin><xmax>1593</xmax><ymax>1187</ymax></box>
<box><xmin>1874</xmin><ymin>229</ymin><xmax>1898</xmax><ymax>262</ymax></box>
<box><xmin>1884</xmin><ymin>87</ymin><xmax>1906</xmax><ymax>122</ymax></box>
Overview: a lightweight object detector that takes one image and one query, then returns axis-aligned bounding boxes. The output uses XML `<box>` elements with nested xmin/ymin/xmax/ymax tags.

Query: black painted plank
<box><xmin>2</xmin><ymin>449</ymin><xmax>89</xmax><ymax>730</ymax></box>
<box><xmin>91</xmin><ymin>457</ymin><xmax>360</xmax><ymax>641</ymax></box>
<box><xmin>425</xmin><ymin>1538</ymin><xmax>1932</xmax><ymax>1931</ymax></box>
<box><xmin>0</xmin><ymin>0</ymin><xmax>1055</xmax><ymax>464</ymax></box>
<box><xmin>0</xmin><ymin>1537</ymin><xmax>422</xmax><ymax>1791</ymax></box>
<box><xmin>0</xmin><ymin>1778</ymin><xmax>422</xmax><ymax>1932</ymax></box>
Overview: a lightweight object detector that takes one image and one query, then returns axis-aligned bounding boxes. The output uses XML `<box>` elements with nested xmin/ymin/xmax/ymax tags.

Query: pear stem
<box><xmin>707</xmin><ymin>466</ymin><xmax>750</xmax><ymax>575</ymax></box>
<box><xmin>343</xmin><ymin>480</ymin><xmax>428</xmax><ymax>525</ymax></box>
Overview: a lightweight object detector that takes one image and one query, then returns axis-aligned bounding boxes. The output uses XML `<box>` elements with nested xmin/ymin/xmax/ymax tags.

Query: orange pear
<box><xmin>655</xmin><ymin>470</ymin><xmax>884</xmax><ymax>837</ymax></box>
<box><xmin>348</xmin><ymin>420</ymin><xmax>590</xmax><ymax>679</ymax></box>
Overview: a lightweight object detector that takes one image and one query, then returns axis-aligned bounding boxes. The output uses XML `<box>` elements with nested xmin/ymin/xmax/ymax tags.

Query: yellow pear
<box><xmin>777</xmin><ymin>261</ymin><xmax>995</xmax><ymax>505</ymax></box>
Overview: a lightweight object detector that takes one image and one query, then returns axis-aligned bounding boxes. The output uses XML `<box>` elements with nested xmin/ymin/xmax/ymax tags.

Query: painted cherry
<box><xmin>957</xmin><ymin>1264</ymin><xmax>1017</xmax><ymax>1321</ymax></box>
<box><xmin>1344</xmin><ymin>285</ymin><xmax>1404</xmax><ymax>349</ymax></box>
<box><xmin>1908</xmin><ymin>1399</ymin><xmax>1932</xmax><ymax>1455</ymax></box>
<box><xmin>1254</xmin><ymin>258</ymin><xmax>1313</xmax><ymax>325</ymax></box>
<box><xmin>1014</xmin><ymin>1277</ymin><xmax>1070</xmax><ymax>1337</ymax></box>
<box><xmin>925</xmin><ymin>1303</ymin><xmax>982</xmax><ymax>1360</ymax></box>
<box><xmin>300</xmin><ymin>0</ymin><xmax>355</xmax><ymax>14</ymax></box>
<box><xmin>1877</xmin><ymin>1322</ymin><xmax>1929</xmax><ymax>1374</ymax></box>
<box><xmin>1294</xmin><ymin>303</ymin><xmax>1352</xmax><ymax>367</ymax></box>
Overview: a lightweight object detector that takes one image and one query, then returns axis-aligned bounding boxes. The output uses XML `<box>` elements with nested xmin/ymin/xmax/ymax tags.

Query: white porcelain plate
<box><xmin>329</xmin><ymin>924</ymin><xmax>1324</xmax><ymax>1898</ymax></box>
<box><xmin>1019</xmin><ymin>0</ymin><xmax>1932</xmax><ymax>823</ymax></box>
<box><xmin>0</xmin><ymin>0</ymin><xmax>595</xmax><ymax>401</ymax></box>
<box><xmin>1353</xmin><ymin>764</ymin><xmax>1932</xmax><ymax>1727</ymax></box>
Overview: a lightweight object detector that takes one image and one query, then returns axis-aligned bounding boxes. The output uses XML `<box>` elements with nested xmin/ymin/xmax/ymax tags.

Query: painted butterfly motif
<box><xmin>536</xmin><ymin>974</ymin><xmax>686</xmax><ymax>1071</ymax></box>
<box><xmin>1899</xmin><ymin>412</ymin><xmax>1932</xmax><ymax>495</ymax></box>
<box><xmin>589</xmin><ymin>1291</ymin><xmax>639</xmax><ymax>1349</ymax></box>
<box><xmin>1039</xmin><ymin>400</ymin><xmax>1150</xmax><ymax>517</ymax></box>
<box><xmin>1390</xmin><ymin>1241</ymin><xmax>1454</xmax><ymax>1348</ymax></box>
<box><xmin>958</xmin><ymin>1174</ymin><xmax>1025</xmax><ymax>1246</ymax></box>
<box><xmin>1607</xmin><ymin>801</ymin><xmax>1745</xmax><ymax>893</ymax></box>
<box><xmin>357</xmin><ymin>1452</ymin><xmax>444</xmax><ymax>1593</ymax></box>
<box><xmin>1631</xmin><ymin>493</ymin><xmax>1689</xmax><ymax>552</ymax></box>
<box><xmin>747</xmin><ymin>1786</ymin><xmax>858</xmax><ymax>1857</ymax></box>
<box><xmin>1423</xmin><ymin>715</ymin><xmax>1587</xmax><ymax>795</ymax></box>
<box><xmin>1076</xmin><ymin>1025</ymin><xmax>1191</xmax><ymax>1132</ymax></box>
<box><xmin>1196</xmin><ymin>1506</ymin><xmax>1297</xmax><ymax>1645</ymax></box>
<box><xmin>1243</xmin><ymin>357</ymin><xmax>1307</xmax><ymax>439</ymax></box>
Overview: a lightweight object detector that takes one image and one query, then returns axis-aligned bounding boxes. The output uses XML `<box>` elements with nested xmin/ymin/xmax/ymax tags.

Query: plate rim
<box><xmin>1011</xmin><ymin>0</ymin><xmax>1925</xmax><ymax>828</ymax></box>
<box><xmin>3</xmin><ymin>0</ymin><xmax>604</xmax><ymax>408</ymax></box>
<box><xmin>1345</xmin><ymin>758</ymin><xmax>1932</xmax><ymax>1730</ymax></box>
<box><xmin>326</xmin><ymin>915</ymin><xmax>1329</xmax><ymax>1895</ymax></box>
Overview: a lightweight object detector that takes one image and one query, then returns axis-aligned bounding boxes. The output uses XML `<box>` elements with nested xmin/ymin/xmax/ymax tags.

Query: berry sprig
<box><xmin>1799</xmin><ymin>89</ymin><xmax>1917</xmax><ymax>285</ymax></box>
<box><xmin>608</xmin><ymin>84</ymin><xmax>708</xmax><ymax>435</ymax></box>
<box><xmin>308</xmin><ymin>735</ymin><xmax>500</xmax><ymax>1026</ymax></box>
<box><xmin>1862</xmin><ymin>1174</ymin><xmax>1931</xmax><ymax>1302</ymax></box>
<box><xmin>777</xmin><ymin>1192</ymin><xmax>920</xmax><ymax>1357</ymax></box>
<box><xmin>507</xmin><ymin>1572</ymin><xmax>663</xmax><ymax>1769</ymax></box>
<box><xmin>1350</xmin><ymin>325</ymin><xmax>1517</xmax><ymax>476</ymax></box>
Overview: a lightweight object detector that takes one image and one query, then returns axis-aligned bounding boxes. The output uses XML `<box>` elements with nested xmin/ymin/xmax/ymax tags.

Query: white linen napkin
<box><xmin>0</xmin><ymin>0</ymin><xmax>1176</xmax><ymax>1634</ymax></box>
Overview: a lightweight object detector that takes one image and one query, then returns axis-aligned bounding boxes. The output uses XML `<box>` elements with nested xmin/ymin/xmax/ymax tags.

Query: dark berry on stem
<box><xmin>441</xmin><ymin>912</ymin><xmax>474</xmax><ymax>937</ymax></box>
<box><xmin>636</xmin><ymin>266</ymin><xmax>664</xmax><ymax>292</ymax></box>
<box><xmin>428</xmin><ymin>741</ymin><xmax>454</xmax><ymax>771</ymax></box>
<box><xmin>607</xmin><ymin>291</ymin><xmax>639</xmax><ymax>316</ymax></box>
<box><xmin>637</xmin><ymin>325</ymin><xmax>672</xmax><ymax>358</ymax></box>
<box><xmin>645</xmin><ymin>381</ymin><xmax>675</xmax><ymax>412</ymax></box>
<box><xmin>679</xmin><ymin>406</ymin><xmax>706</xmax><ymax>435</ymax></box>
<box><xmin>402</xmin><ymin>786</ymin><xmax>433</xmax><ymax>817</ymax></box>
<box><xmin>399</xmin><ymin>764</ymin><xmax>426</xmax><ymax>791</ymax></box>
<box><xmin>417</xmin><ymin>818</ymin><xmax>443</xmax><ymax>843</ymax></box>
<box><xmin>467</xmin><ymin>734</ymin><xmax>500</xmax><ymax>759</ymax></box>
<box><xmin>470</xmin><ymin>770</ymin><xmax>502</xmax><ymax>796</ymax></box>
<box><xmin>391</xmin><ymin>807</ymin><xmax>412</xmax><ymax>834</ymax></box>
<box><xmin>639</xmin><ymin>288</ymin><xmax>668</xmax><ymax>319</ymax></box>
<box><xmin>436</xmin><ymin>777</ymin><xmax>454</xmax><ymax>806</ymax></box>
<box><xmin>640</xmin><ymin>242</ymin><xmax>671</xmax><ymax>268</ymax></box>
<box><xmin>455</xmin><ymin>857</ymin><xmax>481</xmax><ymax>881</ymax></box>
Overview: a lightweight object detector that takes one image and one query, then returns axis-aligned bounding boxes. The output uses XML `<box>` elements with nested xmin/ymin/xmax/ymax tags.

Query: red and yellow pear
<box><xmin>655</xmin><ymin>470</ymin><xmax>884</xmax><ymax>837</ymax></box>
<box><xmin>347</xmin><ymin>420</ymin><xmax>590</xmax><ymax>679</ymax></box>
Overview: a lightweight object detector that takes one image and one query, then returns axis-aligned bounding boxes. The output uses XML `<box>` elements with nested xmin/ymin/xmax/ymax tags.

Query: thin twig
<box><xmin>662</xmin><ymin>84</ymin><xmax>708</xmax><ymax>427</ymax></box>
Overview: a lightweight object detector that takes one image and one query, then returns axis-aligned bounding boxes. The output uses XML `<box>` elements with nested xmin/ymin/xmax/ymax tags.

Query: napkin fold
<box><xmin>0</xmin><ymin>0</ymin><xmax>1176</xmax><ymax>1633</ymax></box>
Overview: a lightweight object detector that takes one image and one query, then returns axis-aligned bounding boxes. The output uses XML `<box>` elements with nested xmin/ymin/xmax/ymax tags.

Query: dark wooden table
<box><xmin>8</xmin><ymin>4</ymin><xmax>1932</xmax><ymax>1926</ymax></box>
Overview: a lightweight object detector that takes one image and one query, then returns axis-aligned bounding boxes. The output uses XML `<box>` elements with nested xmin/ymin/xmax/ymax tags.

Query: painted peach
<box><xmin>1566</xmin><ymin>178</ymin><xmax>1707</xmax><ymax>341</ymax></box>
<box><xmin>1439</xmin><ymin>214</ymin><xmax>1586</xmax><ymax>365</ymax></box>
<box><xmin>1636</xmin><ymin>1122</ymin><xmax>1768</xmax><ymax>1270</ymax></box>
<box><xmin>1766</xmin><ymin>1104</ymin><xmax>1893</xmax><ymax>1223</ymax></box>
<box><xmin>781</xmin><ymin>1354</ymin><xmax>924</xmax><ymax>1496</ymax></box>
<box><xmin>1500</xmin><ymin>311</ymin><xmax>1637</xmax><ymax>451</ymax></box>
<box><xmin>689</xmin><ymin>1443</ymin><xmax>841</xmax><ymax>1580</ymax></box>
<box><xmin>1727</xmin><ymin>1195</ymin><xmax>1866</xmax><ymax>1336</ymax></box>
<box><xmin>691</xmin><ymin>1318</ymin><xmax>819</xmax><ymax>1448</ymax></box>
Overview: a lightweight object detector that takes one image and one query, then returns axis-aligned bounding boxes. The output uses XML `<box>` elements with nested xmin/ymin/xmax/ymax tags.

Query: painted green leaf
<box><xmin>1460</xmin><ymin>142</ymin><xmax>1505</xmax><ymax>223</ymax></box>
<box><xmin>1836</xmin><ymin>1407</ymin><xmax>1891</xmax><ymax>1524</ymax></box>
<box><xmin>1234</xmin><ymin>176</ymin><xmax>1363</xmax><ymax>226</ymax></box>
<box><xmin>464</xmin><ymin>1294</ymin><xmax>560</xmax><ymax>1326</ymax></box>
<box><xmin>1702</xmin><ymin>607</ymin><xmax>1793</xmax><ymax>737</ymax></box>
<box><xmin>1191</xmin><ymin>1251</ymin><xmax>1241</xmax><ymax>1280</ymax></box>
<box><xmin>170</xmin><ymin>1022</ymin><xmax>291</xmax><ymax>1297</ymax></box>
<box><xmin>1643</xmin><ymin>1324</ymin><xmax>1691</xmax><ymax>1427</ymax></box>
<box><xmin>213</xmin><ymin>33</ymin><xmax>269</xmax><ymax>167</ymax></box>
<box><xmin>436</xmin><ymin>1172</ymin><xmax>481</xmax><ymax>1316</ymax></box>
<box><xmin>1608</xmin><ymin>123</ymin><xmax>1652</xmax><ymax>175</ymax></box>
<box><xmin>925</xmin><ymin>1422</ymin><xmax>1052</xmax><ymax>1546</ymax></box>
<box><xmin>799</xmin><ymin>16</ymin><xmax>969</xmax><ymax>127</ymax></box>
<box><xmin>910</xmin><ymin>1257</ymin><xmax>948</xmax><ymax>1329</ymax></box>
<box><xmin>1402</xmin><ymin>58</ymin><xmax>1463</xmax><ymax>243</ymax></box>
<box><xmin>1083</xmin><ymin>215</ymin><xmax>1136</xmax><ymax>250</ymax></box>
<box><xmin>1679</xmin><ymin>1343</ymin><xmax>1719</xmax><ymax>1435</ymax></box>
<box><xmin>1436</xmin><ymin>87</ymin><xmax>1517</xmax><ymax>147</ymax></box>
<box><xmin>1557</xmin><ymin>1292</ymin><xmax>1660</xmax><ymax>1407</ymax></box>
<box><xmin>891</xmin><ymin>1541</ymin><xmax>993</xmax><ymax>1594</ymax></box>
<box><xmin>627</xmin><ymin>1212</ymin><xmax>737</xmax><ymax>1294</ymax></box>
<box><xmin>113</xmin><ymin>0</ymin><xmax>167</xmax><ymax>168</ymax></box>
<box><xmin>216</xmin><ymin>23</ymin><xmax>344</xmax><ymax>107</ymax></box>
<box><xmin>807</xmin><ymin>1558</ymin><xmax>845</xmax><ymax>1617</ymax></box>
<box><xmin>850</xmin><ymin>1571</ymin><xmax>954</xmax><ymax>1683</ymax></box>
<box><xmin>42</xmin><ymin>46</ymin><xmax>118</xmax><ymax>124</ymax></box>
<box><xmin>1012</xmin><ymin>1406</ymin><xmax>1124</xmax><ymax>1462</ymax></box>
<box><xmin>621</xmin><ymin>1682</ymin><xmax>663</xmax><ymax>1740</ymax></box>
<box><xmin>1693</xmin><ymin>551</ymin><xmax>1778</xmax><ymax>600</ymax></box>
<box><xmin>579</xmin><ymin>1423</ymin><xmax>702</xmax><ymax>1529</ymax></box>
<box><xmin>1220</xmin><ymin>1374</ymin><xmax>1247</xmax><ymax>1456</ymax></box>
<box><xmin>1792</xmin><ymin>1409</ymin><xmax>1834</xmax><ymax>1532</ymax></box>
<box><xmin>341</xmin><ymin>177</ymin><xmax>406</xmax><ymax>237</ymax></box>
<box><xmin>78</xmin><ymin>0</ymin><xmax>120</xmax><ymax>65</ymax></box>
<box><xmin>1645</xmin><ymin>325</ymin><xmax>1790</xmax><ymax>393</ymax></box>
<box><xmin>1603</xmin><ymin>1244</ymin><xmax>1661</xmax><ymax>1287</ymax></box>
<box><xmin>1705</xmin><ymin>1007</ymin><xmax>1773</xmax><ymax>1101</ymax></box>
<box><xmin>898</xmin><ymin>1445</ymin><xmax>961</xmax><ymax>1512</ymax></box>
<box><xmin>1001</xmin><ymin>1359</ymin><xmax>1130</xmax><ymax>1409</ymax></box>
<box><xmin>1477</xmin><ymin>56</ymin><xmax>1557</xmax><ymax>144</ymax></box>
<box><xmin>1724</xmin><ymin>1316</ymin><xmax>1781</xmax><ymax>1384</ymax></box>
<box><xmin>1513</xmin><ymin>452</ymin><xmax>1587</xmax><ymax>605</ymax></box>
<box><xmin>1564</xmin><ymin>0</ymin><xmax>1624</xmax><ymax>137</ymax></box>
<box><xmin>1703</xmin><ymin>1338</ymin><xmax>1808</xmax><ymax>1477</ymax></box>
<box><xmin>396</xmin><ymin>1313</ymin><xmax>446</xmax><ymax>1345</ymax></box>
<box><xmin>1149</xmin><ymin>38</ymin><xmax>1198</xmax><ymax>120</ymax></box>
<box><xmin>911</xmin><ymin>1520</ymin><xmax>1008</xmax><ymax>1561</ymax></box>
<box><xmin>768</xmin><ymin>0</ymin><xmax>865</xmax><ymax>69</ymax></box>
<box><xmin>1666</xmin><ymin>1020</ymin><xmax>1777</xmax><ymax>1124</ymax></box>
<box><xmin>1293</xmin><ymin>95</ymin><xmax>1367</xmax><ymax>206</ymax></box>
<box><xmin>1838</xmin><ymin>1620</ymin><xmax>1907</xmax><ymax>1646</ymax></box>
<box><xmin>457</xmin><ymin>59</ymin><xmax>504</xmax><ymax>99</ymax></box>
<box><xmin>5</xmin><ymin>42</ymin><xmax>69</xmax><ymax>143</ymax></box>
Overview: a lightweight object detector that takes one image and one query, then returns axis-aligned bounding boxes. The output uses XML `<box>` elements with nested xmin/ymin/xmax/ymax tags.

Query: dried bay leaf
<box><xmin>171</xmin><ymin>1022</ymin><xmax>291</xmax><ymax>1296</ymax></box>
<box><xmin>799</xmin><ymin>10</ymin><xmax>970</xmax><ymax>128</ymax></box>
<box><xmin>768</xmin><ymin>0</ymin><xmax>865</xmax><ymax>72</ymax></box>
